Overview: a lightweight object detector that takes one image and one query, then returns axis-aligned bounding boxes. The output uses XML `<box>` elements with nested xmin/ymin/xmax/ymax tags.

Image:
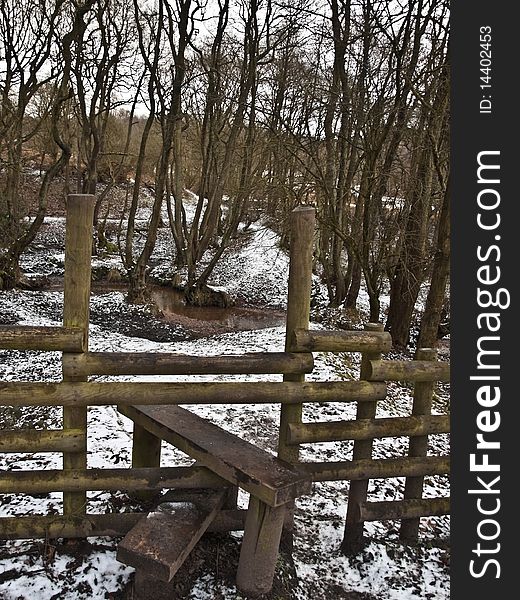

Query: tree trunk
<box><xmin>416</xmin><ymin>173</ymin><xmax>450</xmax><ymax>350</ymax></box>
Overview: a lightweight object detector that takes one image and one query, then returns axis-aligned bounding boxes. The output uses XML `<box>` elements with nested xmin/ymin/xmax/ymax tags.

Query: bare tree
<box><xmin>0</xmin><ymin>0</ymin><xmax>70</xmax><ymax>288</ymax></box>
<box><xmin>385</xmin><ymin>14</ymin><xmax>449</xmax><ymax>347</ymax></box>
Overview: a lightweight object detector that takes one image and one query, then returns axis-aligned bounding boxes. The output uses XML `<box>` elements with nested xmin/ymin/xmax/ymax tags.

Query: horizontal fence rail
<box><xmin>301</xmin><ymin>456</ymin><xmax>450</xmax><ymax>482</ymax></box>
<box><xmin>62</xmin><ymin>351</ymin><xmax>314</xmax><ymax>377</ymax></box>
<box><xmin>292</xmin><ymin>328</ymin><xmax>392</xmax><ymax>353</ymax></box>
<box><xmin>0</xmin><ymin>326</ymin><xmax>85</xmax><ymax>352</ymax></box>
<box><xmin>367</xmin><ymin>359</ymin><xmax>450</xmax><ymax>382</ymax></box>
<box><xmin>0</xmin><ymin>465</ymin><xmax>227</xmax><ymax>494</ymax></box>
<box><xmin>0</xmin><ymin>509</ymin><xmax>247</xmax><ymax>540</ymax></box>
<box><xmin>0</xmin><ymin>380</ymin><xmax>387</xmax><ymax>407</ymax></box>
<box><xmin>286</xmin><ymin>415</ymin><xmax>450</xmax><ymax>445</ymax></box>
<box><xmin>353</xmin><ymin>497</ymin><xmax>450</xmax><ymax>522</ymax></box>
<box><xmin>0</xmin><ymin>428</ymin><xmax>86</xmax><ymax>453</ymax></box>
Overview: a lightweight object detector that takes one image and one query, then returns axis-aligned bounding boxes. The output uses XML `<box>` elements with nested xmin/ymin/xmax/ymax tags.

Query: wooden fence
<box><xmin>0</xmin><ymin>196</ymin><xmax>450</xmax><ymax>570</ymax></box>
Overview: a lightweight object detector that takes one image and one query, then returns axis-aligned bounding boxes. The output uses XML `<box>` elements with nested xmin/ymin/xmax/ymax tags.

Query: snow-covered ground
<box><xmin>0</xmin><ymin>212</ymin><xmax>449</xmax><ymax>599</ymax></box>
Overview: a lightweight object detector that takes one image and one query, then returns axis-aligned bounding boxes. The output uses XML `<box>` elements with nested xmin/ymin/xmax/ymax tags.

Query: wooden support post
<box><xmin>400</xmin><ymin>348</ymin><xmax>438</xmax><ymax>542</ymax></box>
<box><xmin>131</xmin><ymin>423</ymin><xmax>162</xmax><ymax>502</ymax></box>
<box><xmin>277</xmin><ymin>205</ymin><xmax>315</xmax><ymax>543</ymax></box>
<box><xmin>342</xmin><ymin>322</ymin><xmax>385</xmax><ymax>555</ymax></box>
<box><xmin>236</xmin><ymin>496</ymin><xmax>286</xmax><ymax>597</ymax></box>
<box><xmin>62</xmin><ymin>194</ymin><xmax>95</xmax><ymax>522</ymax></box>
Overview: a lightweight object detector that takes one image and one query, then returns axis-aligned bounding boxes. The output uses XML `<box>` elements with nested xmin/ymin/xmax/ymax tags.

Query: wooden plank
<box><xmin>120</xmin><ymin>405</ymin><xmax>312</xmax><ymax>507</ymax></box>
<box><xmin>292</xmin><ymin>328</ymin><xmax>392</xmax><ymax>353</ymax></box>
<box><xmin>0</xmin><ymin>509</ymin><xmax>246</xmax><ymax>540</ymax></box>
<box><xmin>117</xmin><ymin>489</ymin><xmax>227</xmax><ymax>581</ymax></box>
<box><xmin>286</xmin><ymin>415</ymin><xmax>450</xmax><ymax>445</ymax></box>
<box><xmin>302</xmin><ymin>456</ymin><xmax>450</xmax><ymax>482</ymax></box>
<box><xmin>62</xmin><ymin>351</ymin><xmax>314</xmax><ymax>377</ymax></box>
<box><xmin>0</xmin><ymin>380</ymin><xmax>387</xmax><ymax>407</ymax></box>
<box><xmin>355</xmin><ymin>497</ymin><xmax>450</xmax><ymax>522</ymax></box>
<box><xmin>0</xmin><ymin>428</ymin><xmax>86</xmax><ymax>453</ymax></box>
<box><xmin>0</xmin><ymin>326</ymin><xmax>85</xmax><ymax>352</ymax></box>
<box><xmin>0</xmin><ymin>465</ymin><xmax>227</xmax><ymax>494</ymax></box>
<box><xmin>367</xmin><ymin>358</ymin><xmax>450</xmax><ymax>382</ymax></box>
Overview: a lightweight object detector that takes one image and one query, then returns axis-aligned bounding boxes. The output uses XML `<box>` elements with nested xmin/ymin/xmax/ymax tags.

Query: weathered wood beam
<box><xmin>0</xmin><ymin>465</ymin><xmax>227</xmax><ymax>494</ymax></box>
<box><xmin>292</xmin><ymin>328</ymin><xmax>392</xmax><ymax>354</ymax></box>
<box><xmin>342</xmin><ymin>322</ymin><xmax>385</xmax><ymax>555</ymax></box>
<box><xmin>0</xmin><ymin>326</ymin><xmax>84</xmax><ymax>352</ymax></box>
<box><xmin>117</xmin><ymin>489</ymin><xmax>227</xmax><ymax>582</ymax></box>
<box><xmin>301</xmin><ymin>456</ymin><xmax>450</xmax><ymax>482</ymax></box>
<box><xmin>286</xmin><ymin>415</ymin><xmax>450</xmax><ymax>445</ymax></box>
<box><xmin>62</xmin><ymin>193</ymin><xmax>96</xmax><ymax>520</ymax></box>
<box><xmin>120</xmin><ymin>404</ymin><xmax>311</xmax><ymax>507</ymax></box>
<box><xmin>278</xmin><ymin>206</ymin><xmax>315</xmax><ymax>543</ymax></box>
<box><xmin>62</xmin><ymin>351</ymin><xmax>314</xmax><ymax>377</ymax></box>
<box><xmin>354</xmin><ymin>497</ymin><xmax>450</xmax><ymax>522</ymax></box>
<box><xmin>0</xmin><ymin>380</ymin><xmax>387</xmax><ymax>407</ymax></box>
<box><xmin>400</xmin><ymin>348</ymin><xmax>439</xmax><ymax>542</ymax></box>
<box><xmin>0</xmin><ymin>510</ymin><xmax>246</xmax><ymax>540</ymax></box>
<box><xmin>236</xmin><ymin>497</ymin><xmax>286</xmax><ymax>596</ymax></box>
<box><xmin>0</xmin><ymin>428</ymin><xmax>86</xmax><ymax>453</ymax></box>
<box><xmin>367</xmin><ymin>358</ymin><xmax>450</xmax><ymax>382</ymax></box>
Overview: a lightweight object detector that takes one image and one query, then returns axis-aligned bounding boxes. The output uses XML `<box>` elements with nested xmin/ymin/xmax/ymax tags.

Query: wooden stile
<box><xmin>120</xmin><ymin>404</ymin><xmax>312</xmax><ymax>507</ymax></box>
<box><xmin>0</xmin><ymin>191</ymin><xmax>451</xmax><ymax>588</ymax></box>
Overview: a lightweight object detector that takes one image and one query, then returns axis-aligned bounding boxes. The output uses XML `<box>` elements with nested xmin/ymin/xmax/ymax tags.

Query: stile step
<box><xmin>116</xmin><ymin>488</ymin><xmax>226</xmax><ymax>582</ymax></box>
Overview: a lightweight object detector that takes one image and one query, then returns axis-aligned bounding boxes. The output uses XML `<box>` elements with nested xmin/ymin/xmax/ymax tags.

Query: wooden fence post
<box><xmin>62</xmin><ymin>194</ymin><xmax>95</xmax><ymax>521</ymax></box>
<box><xmin>342</xmin><ymin>322</ymin><xmax>385</xmax><ymax>555</ymax></box>
<box><xmin>278</xmin><ymin>206</ymin><xmax>315</xmax><ymax>463</ymax></box>
<box><xmin>130</xmin><ymin>424</ymin><xmax>163</xmax><ymax>502</ymax></box>
<box><xmin>277</xmin><ymin>206</ymin><xmax>315</xmax><ymax>541</ymax></box>
<box><xmin>400</xmin><ymin>348</ymin><xmax>437</xmax><ymax>542</ymax></box>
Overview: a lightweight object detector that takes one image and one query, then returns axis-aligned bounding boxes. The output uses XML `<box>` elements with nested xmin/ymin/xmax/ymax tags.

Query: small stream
<box><xmin>150</xmin><ymin>287</ymin><xmax>285</xmax><ymax>332</ymax></box>
<box><xmin>87</xmin><ymin>283</ymin><xmax>287</xmax><ymax>341</ymax></box>
<box><xmin>39</xmin><ymin>279</ymin><xmax>286</xmax><ymax>340</ymax></box>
